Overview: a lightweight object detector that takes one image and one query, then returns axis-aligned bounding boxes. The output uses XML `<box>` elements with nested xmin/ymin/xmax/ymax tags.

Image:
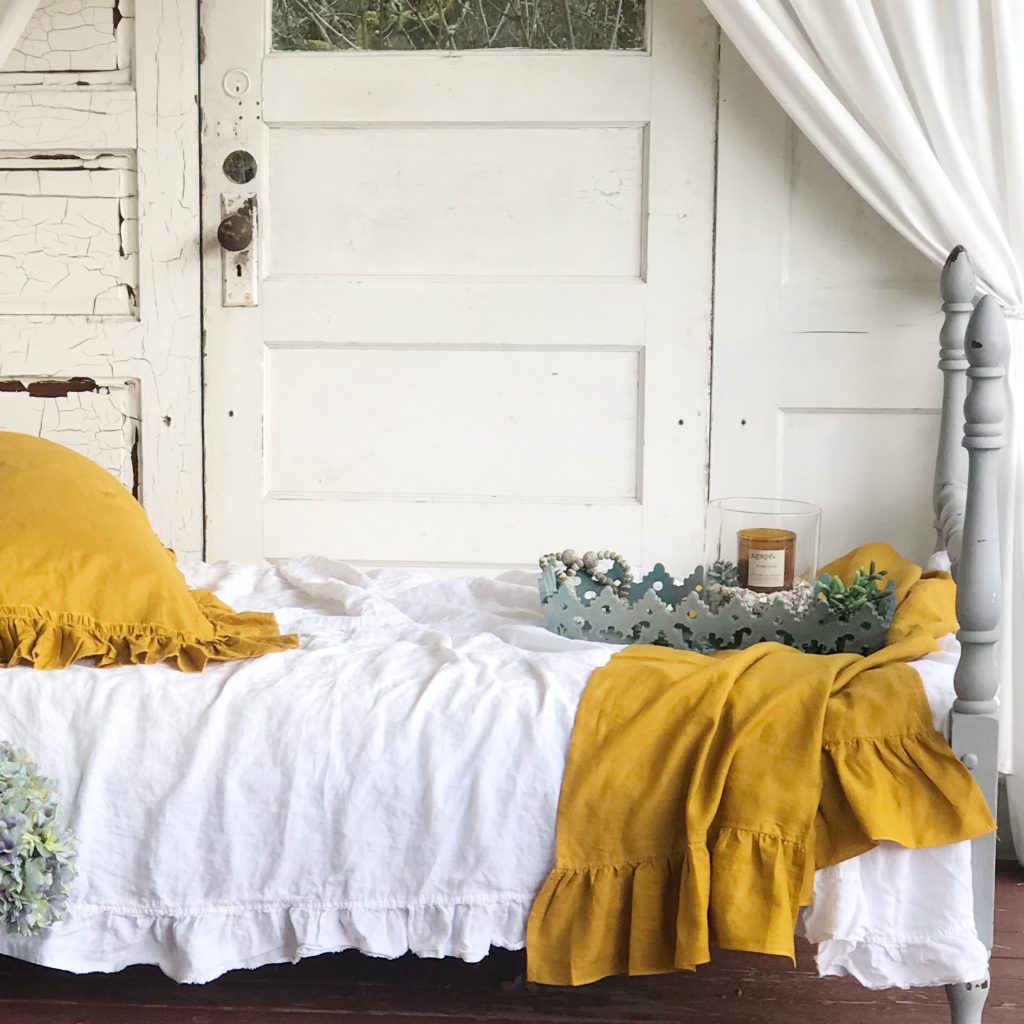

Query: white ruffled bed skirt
<box><xmin>2</xmin><ymin>897</ymin><xmax>533</xmax><ymax>984</ymax></box>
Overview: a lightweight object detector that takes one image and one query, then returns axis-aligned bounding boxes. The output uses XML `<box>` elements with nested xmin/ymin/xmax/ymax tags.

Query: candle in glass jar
<box><xmin>737</xmin><ymin>527</ymin><xmax>796</xmax><ymax>593</ymax></box>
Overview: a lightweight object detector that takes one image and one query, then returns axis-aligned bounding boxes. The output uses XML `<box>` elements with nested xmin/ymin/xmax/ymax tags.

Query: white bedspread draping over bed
<box><xmin>0</xmin><ymin>559</ymin><xmax>988</xmax><ymax>988</ymax></box>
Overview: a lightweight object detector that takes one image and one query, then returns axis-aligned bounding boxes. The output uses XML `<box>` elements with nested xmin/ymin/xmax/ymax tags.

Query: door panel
<box><xmin>0</xmin><ymin>1</ymin><xmax>201</xmax><ymax>557</ymax></box>
<box><xmin>3</xmin><ymin>0</ymin><xmax>126</xmax><ymax>76</ymax></box>
<box><xmin>203</xmin><ymin>0</ymin><xmax>717</xmax><ymax>572</ymax></box>
<box><xmin>0</xmin><ymin>378</ymin><xmax>138</xmax><ymax>487</ymax></box>
<box><xmin>262</xmin><ymin>52</ymin><xmax>652</xmax><ymax>121</ymax></box>
<box><xmin>261</xmin><ymin>279</ymin><xmax>643</xmax><ymax>346</ymax></box>
<box><xmin>266</xmin><ymin>346</ymin><xmax>640</xmax><ymax>499</ymax></box>
<box><xmin>0</xmin><ymin>154</ymin><xmax>136</xmax><ymax>316</ymax></box>
<box><xmin>268</xmin><ymin>126</ymin><xmax>645</xmax><ymax>278</ymax></box>
<box><xmin>711</xmin><ymin>41</ymin><xmax>940</xmax><ymax>567</ymax></box>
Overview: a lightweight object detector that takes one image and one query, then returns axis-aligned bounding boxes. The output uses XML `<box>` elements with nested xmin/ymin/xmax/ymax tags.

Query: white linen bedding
<box><xmin>0</xmin><ymin>558</ymin><xmax>988</xmax><ymax>988</ymax></box>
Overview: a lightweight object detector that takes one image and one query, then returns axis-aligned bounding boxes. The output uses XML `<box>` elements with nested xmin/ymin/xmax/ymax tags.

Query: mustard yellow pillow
<box><xmin>0</xmin><ymin>431</ymin><xmax>297</xmax><ymax>671</ymax></box>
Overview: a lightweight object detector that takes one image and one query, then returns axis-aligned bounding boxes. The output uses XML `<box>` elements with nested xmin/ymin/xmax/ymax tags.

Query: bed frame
<box><xmin>935</xmin><ymin>245</ymin><xmax>1007</xmax><ymax>1024</ymax></box>
<box><xmin>0</xmin><ymin>246</ymin><xmax>1006</xmax><ymax>1019</ymax></box>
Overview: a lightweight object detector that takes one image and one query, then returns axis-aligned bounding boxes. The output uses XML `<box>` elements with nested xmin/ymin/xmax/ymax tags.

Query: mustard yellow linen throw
<box><xmin>526</xmin><ymin>543</ymin><xmax>995</xmax><ymax>985</ymax></box>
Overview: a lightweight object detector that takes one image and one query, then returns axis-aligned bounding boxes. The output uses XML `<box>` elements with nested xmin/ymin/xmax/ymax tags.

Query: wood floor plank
<box><xmin>0</xmin><ymin>1006</ymin><xmax>586</xmax><ymax>1024</ymax></box>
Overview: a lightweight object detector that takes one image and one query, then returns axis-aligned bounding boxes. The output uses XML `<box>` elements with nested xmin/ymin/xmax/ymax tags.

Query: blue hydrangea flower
<box><xmin>0</xmin><ymin>743</ymin><xmax>76</xmax><ymax>936</ymax></box>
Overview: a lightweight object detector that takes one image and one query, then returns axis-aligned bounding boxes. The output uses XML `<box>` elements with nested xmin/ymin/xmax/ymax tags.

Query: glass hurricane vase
<box><xmin>704</xmin><ymin>497</ymin><xmax>821</xmax><ymax>595</ymax></box>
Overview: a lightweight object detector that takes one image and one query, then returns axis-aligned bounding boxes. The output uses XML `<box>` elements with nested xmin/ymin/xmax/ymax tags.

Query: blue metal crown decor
<box><xmin>538</xmin><ymin>550</ymin><xmax>896</xmax><ymax>656</ymax></box>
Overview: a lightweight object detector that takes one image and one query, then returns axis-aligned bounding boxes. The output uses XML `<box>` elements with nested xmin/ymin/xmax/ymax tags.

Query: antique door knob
<box><xmin>217</xmin><ymin>212</ymin><xmax>253</xmax><ymax>251</ymax></box>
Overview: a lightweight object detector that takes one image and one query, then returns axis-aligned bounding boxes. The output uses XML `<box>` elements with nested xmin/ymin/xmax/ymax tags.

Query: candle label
<box><xmin>747</xmin><ymin>548</ymin><xmax>787</xmax><ymax>589</ymax></box>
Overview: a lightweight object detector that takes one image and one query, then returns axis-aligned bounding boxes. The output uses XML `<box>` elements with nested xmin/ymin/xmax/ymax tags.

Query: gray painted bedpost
<box><xmin>934</xmin><ymin>246</ymin><xmax>975</xmax><ymax>559</ymax></box>
<box><xmin>944</xmin><ymin>294</ymin><xmax>1008</xmax><ymax>1024</ymax></box>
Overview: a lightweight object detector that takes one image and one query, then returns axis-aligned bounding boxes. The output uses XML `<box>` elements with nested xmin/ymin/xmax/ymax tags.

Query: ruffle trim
<box><xmin>0</xmin><ymin>590</ymin><xmax>297</xmax><ymax>672</ymax></box>
<box><xmin>0</xmin><ymin>898</ymin><xmax>531</xmax><ymax>984</ymax></box>
<box><xmin>814</xmin><ymin>931</ymin><xmax>989</xmax><ymax>990</ymax></box>
<box><xmin>526</xmin><ymin>827</ymin><xmax>810</xmax><ymax>986</ymax></box>
<box><xmin>527</xmin><ymin>731</ymin><xmax>995</xmax><ymax>986</ymax></box>
<box><xmin>818</xmin><ymin>729</ymin><xmax>996</xmax><ymax>868</ymax></box>
<box><xmin>0</xmin><ymin>895</ymin><xmax>987</xmax><ymax>989</ymax></box>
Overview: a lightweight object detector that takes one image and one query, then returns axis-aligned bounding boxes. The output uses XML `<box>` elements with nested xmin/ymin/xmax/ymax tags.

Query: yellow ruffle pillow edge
<box><xmin>0</xmin><ymin>431</ymin><xmax>297</xmax><ymax>671</ymax></box>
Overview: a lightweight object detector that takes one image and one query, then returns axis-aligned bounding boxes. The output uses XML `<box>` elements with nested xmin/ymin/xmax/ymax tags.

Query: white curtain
<box><xmin>700</xmin><ymin>0</ymin><xmax>1024</xmax><ymax>863</ymax></box>
<box><xmin>0</xmin><ymin>0</ymin><xmax>37</xmax><ymax>68</ymax></box>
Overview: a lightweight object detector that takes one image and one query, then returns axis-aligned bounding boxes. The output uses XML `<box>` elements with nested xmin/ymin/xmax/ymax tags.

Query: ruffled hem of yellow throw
<box><xmin>0</xmin><ymin>589</ymin><xmax>297</xmax><ymax>672</ymax></box>
<box><xmin>526</xmin><ymin>729</ymin><xmax>995</xmax><ymax>986</ymax></box>
<box><xmin>817</xmin><ymin>728</ymin><xmax>996</xmax><ymax>868</ymax></box>
<box><xmin>526</xmin><ymin>826</ymin><xmax>808</xmax><ymax>987</ymax></box>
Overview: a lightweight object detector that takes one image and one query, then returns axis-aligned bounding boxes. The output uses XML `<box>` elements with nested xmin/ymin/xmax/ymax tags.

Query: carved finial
<box><xmin>954</xmin><ymin>294</ymin><xmax>1006</xmax><ymax>714</ymax></box>
<box><xmin>934</xmin><ymin>247</ymin><xmax>973</xmax><ymax>543</ymax></box>
<box><xmin>965</xmin><ymin>295</ymin><xmax>1011</xmax><ymax>370</ymax></box>
<box><xmin>941</xmin><ymin>245</ymin><xmax>977</xmax><ymax>305</ymax></box>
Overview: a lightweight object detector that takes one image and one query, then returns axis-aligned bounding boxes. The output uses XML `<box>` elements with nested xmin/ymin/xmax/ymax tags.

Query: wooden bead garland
<box><xmin>538</xmin><ymin>549</ymin><xmax>633</xmax><ymax>592</ymax></box>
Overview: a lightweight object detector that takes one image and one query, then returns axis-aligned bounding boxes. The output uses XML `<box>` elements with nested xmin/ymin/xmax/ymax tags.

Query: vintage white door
<box><xmin>201</xmin><ymin>0</ymin><xmax>717</xmax><ymax>573</ymax></box>
<box><xmin>711</xmin><ymin>40</ymin><xmax>942</xmax><ymax>567</ymax></box>
<box><xmin>0</xmin><ymin>1</ymin><xmax>202</xmax><ymax>558</ymax></box>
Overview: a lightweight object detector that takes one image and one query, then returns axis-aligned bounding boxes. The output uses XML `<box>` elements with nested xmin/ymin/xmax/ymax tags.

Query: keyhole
<box><xmin>236</xmin><ymin>263</ymin><xmax>243</xmax><ymax>278</ymax></box>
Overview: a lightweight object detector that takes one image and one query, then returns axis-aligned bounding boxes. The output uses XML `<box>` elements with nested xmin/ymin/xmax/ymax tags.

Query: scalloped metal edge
<box><xmin>539</xmin><ymin>563</ymin><xmax>894</xmax><ymax>655</ymax></box>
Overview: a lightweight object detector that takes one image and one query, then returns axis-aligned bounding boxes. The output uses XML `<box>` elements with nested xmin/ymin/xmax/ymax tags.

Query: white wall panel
<box><xmin>712</xmin><ymin>40</ymin><xmax>940</xmax><ymax>567</ymax></box>
<box><xmin>779</xmin><ymin>408</ymin><xmax>939</xmax><ymax>565</ymax></box>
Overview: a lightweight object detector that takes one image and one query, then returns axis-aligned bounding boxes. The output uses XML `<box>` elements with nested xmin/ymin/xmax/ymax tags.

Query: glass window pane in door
<box><xmin>272</xmin><ymin>0</ymin><xmax>645</xmax><ymax>52</ymax></box>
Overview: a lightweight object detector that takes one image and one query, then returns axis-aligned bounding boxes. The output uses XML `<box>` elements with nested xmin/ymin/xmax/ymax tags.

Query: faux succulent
<box><xmin>705</xmin><ymin>559</ymin><xmax>740</xmax><ymax>588</ymax></box>
<box><xmin>814</xmin><ymin>562</ymin><xmax>895</xmax><ymax>622</ymax></box>
<box><xmin>0</xmin><ymin>743</ymin><xmax>76</xmax><ymax>936</ymax></box>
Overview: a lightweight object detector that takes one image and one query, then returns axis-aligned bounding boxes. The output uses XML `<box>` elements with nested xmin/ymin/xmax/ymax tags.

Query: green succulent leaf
<box><xmin>814</xmin><ymin>564</ymin><xmax>893</xmax><ymax>623</ymax></box>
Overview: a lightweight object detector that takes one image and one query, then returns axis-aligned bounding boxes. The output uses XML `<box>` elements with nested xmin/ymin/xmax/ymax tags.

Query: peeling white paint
<box><xmin>0</xmin><ymin>3</ymin><xmax>202</xmax><ymax>559</ymax></box>
<box><xmin>0</xmin><ymin>89</ymin><xmax>136</xmax><ymax>148</ymax></box>
<box><xmin>0</xmin><ymin>0</ymin><xmax>39</xmax><ymax>70</ymax></box>
<box><xmin>0</xmin><ymin>154</ymin><xmax>137</xmax><ymax>317</ymax></box>
<box><xmin>0</xmin><ymin>377</ymin><xmax>138</xmax><ymax>489</ymax></box>
<box><xmin>2</xmin><ymin>0</ymin><xmax>124</xmax><ymax>74</ymax></box>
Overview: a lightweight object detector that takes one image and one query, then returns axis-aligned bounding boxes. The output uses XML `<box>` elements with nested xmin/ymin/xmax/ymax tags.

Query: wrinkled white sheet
<box><xmin>0</xmin><ymin>559</ymin><xmax>987</xmax><ymax>988</ymax></box>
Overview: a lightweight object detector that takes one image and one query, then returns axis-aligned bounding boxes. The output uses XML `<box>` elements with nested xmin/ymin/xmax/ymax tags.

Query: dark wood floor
<box><xmin>1</xmin><ymin>863</ymin><xmax>1021</xmax><ymax>1023</ymax></box>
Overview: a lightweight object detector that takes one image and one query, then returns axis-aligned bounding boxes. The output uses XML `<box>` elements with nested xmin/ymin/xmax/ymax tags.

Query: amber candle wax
<box><xmin>737</xmin><ymin>527</ymin><xmax>796</xmax><ymax>593</ymax></box>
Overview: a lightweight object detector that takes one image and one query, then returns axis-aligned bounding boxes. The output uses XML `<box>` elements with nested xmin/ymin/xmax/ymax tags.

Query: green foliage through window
<box><xmin>272</xmin><ymin>0</ymin><xmax>645</xmax><ymax>51</ymax></box>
